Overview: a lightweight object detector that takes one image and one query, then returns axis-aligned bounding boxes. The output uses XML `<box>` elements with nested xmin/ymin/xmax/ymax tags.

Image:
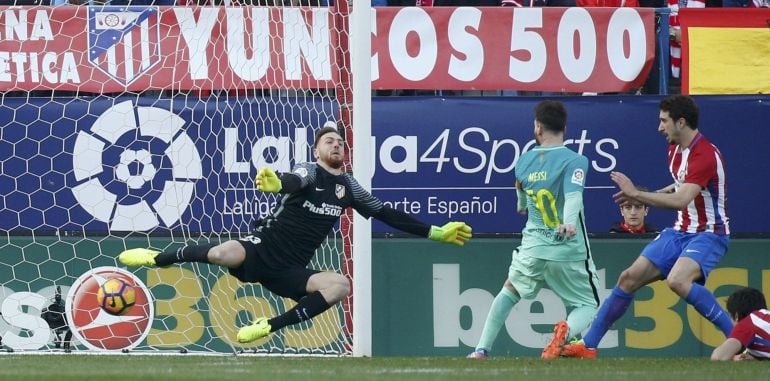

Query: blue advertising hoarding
<box><xmin>0</xmin><ymin>95</ymin><xmax>767</xmax><ymax>234</ymax></box>
<box><xmin>370</xmin><ymin>95</ymin><xmax>769</xmax><ymax>234</ymax></box>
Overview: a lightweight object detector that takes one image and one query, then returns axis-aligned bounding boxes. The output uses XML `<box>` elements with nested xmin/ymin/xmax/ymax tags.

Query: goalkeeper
<box><xmin>119</xmin><ymin>125</ymin><xmax>472</xmax><ymax>343</ymax></box>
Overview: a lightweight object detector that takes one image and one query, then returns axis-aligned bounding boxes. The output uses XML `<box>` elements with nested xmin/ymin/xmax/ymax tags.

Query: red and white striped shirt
<box><xmin>668</xmin><ymin>132</ymin><xmax>729</xmax><ymax>235</ymax></box>
<box><xmin>667</xmin><ymin>0</ymin><xmax>706</xmax><ymax>78</ymax></box>
<box><xmin>730</xmin><ymin>309</ymin><xmax>770</xmax><ymax>359</ymax></box>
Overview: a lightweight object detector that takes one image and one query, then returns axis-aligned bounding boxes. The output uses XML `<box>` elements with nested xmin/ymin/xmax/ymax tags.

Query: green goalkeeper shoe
<box><xmin>237</xmin><ymin>317</ymin><xmax>272</xmax><ymax>343</ymax></box>
<box><xmin>118</xmin><ymin>248</ymin><xmax>161</xmax><ymax>267</ymax></box>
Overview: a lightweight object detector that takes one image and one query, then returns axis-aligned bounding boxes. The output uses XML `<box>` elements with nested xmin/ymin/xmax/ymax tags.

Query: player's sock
<box><xmin>565</xmin><ymin>305</ymin><xmax>597</xmax><ymax>340</ymax></box>
<box><xmin>268</xmin><ymin>291</ymin><xmax>331</xmax><ymax>332</ymax></box>
<box><xmin>475</xmin><ymin>287</ymin><xmax>519</xmax><ymax>351</ymax></box>
<box><xmin>685</xmin><ymin>283</ymin><xmax>734</xmax><ymax>337</ymax></box>
<box><xmin>582</xmin><ymin>286</ymin><xmax>633</xmax><ymax>348</ymax></box>
<box><xmin>155</xmin><ymin>244</ymin><xmax>214</xmax><ymax>266</ymax></box>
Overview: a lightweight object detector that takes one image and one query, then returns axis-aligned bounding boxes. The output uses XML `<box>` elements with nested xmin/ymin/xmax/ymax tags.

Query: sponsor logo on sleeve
<box><xmin>571</xmin><ymin>168</ymin><xmax>585</xmax><ymax>186</ymax></box>
<box><xmin>294</xmin><ymin>167</ymin><xmax>309</xmax><ymax>178</ymax></box>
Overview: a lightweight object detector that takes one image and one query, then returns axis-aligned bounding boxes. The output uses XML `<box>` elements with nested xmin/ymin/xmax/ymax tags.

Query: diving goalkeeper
<box><xmin>119</xmin><ymin>125</ymin><xmax>472</xmax><ymax>343</ymax></box>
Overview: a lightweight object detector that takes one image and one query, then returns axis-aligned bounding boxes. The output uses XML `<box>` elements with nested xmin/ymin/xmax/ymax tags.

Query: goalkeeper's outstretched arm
<box><xmin>372</xmin><ymin>206</ymin><xmax>472</xmax><ymax>246</ymax></box>
<box><xmin>345</xmin><ymin>170</ymin><xmax>472</xmax><ymax>246</ymax></box>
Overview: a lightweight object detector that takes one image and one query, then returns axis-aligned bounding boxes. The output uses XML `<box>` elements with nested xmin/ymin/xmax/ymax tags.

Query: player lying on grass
<box><xmin>119</xmin><ymin>126</ymin><xmax>472</xmax><ymax>343</ymax></box>
<box><xmin>711</xmin><ymin>287</ymin><xmax>770</xmax><ymax>361</ymax></box>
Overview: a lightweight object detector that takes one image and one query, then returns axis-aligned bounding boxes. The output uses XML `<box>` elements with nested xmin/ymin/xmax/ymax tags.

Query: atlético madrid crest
<box><xmin>335</xmin><ymin>184</ymin><xmax>345</xmax><ymax>199</ymax></box>
<box><xmin>87</xmin><ymin>7</ymin><xmax>161</xmax><ymax>86</ymax></box>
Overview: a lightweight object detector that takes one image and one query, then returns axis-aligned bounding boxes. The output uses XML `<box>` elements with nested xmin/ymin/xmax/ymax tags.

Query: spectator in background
<box><xmin>668</xmin><ymin>0</ymin><xmax>706</xmax><ymax>94</ymax></box>
<box><xmin>749</xmin><ymin>0</ymin><xmax>770</xmax><ymax>7</ymax></box>
<box><xmin>723</xmin><ymin>0</ymin><xmax>749</xmax><ymax>7</ymax></box>
<box><xmin>609</xmin><ymin>187</ymin><xmax>658</xmax><ymax>234</ymax></box>
<box><xmin>549</xmin><ymin>0</ymin><xmax>574</xmax><ymax>7</ymax></box>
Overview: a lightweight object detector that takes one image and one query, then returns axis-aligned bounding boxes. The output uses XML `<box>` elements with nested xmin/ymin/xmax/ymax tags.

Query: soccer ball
<box><xmin>96</xmin><ymin>278</ymin><xmax>136</xmax><ymax>315</ymax></box>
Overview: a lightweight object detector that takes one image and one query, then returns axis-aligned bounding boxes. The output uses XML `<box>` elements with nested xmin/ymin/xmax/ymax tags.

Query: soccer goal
<box><xmin>0</xmin><ymin>2</ymin><xmax>371</xmax><ymax>356</ymax></box>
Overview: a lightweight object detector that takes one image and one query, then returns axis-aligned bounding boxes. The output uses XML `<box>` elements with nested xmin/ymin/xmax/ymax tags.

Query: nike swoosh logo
<box><xmin>685</xmin><ymin>249</ymin><xmax>700</xmax><ymax>253</ymax></box>
<box><xmin>315</xmin><ymin>187</ymin><xmax>325</xmax><ymax>191</ymax></box>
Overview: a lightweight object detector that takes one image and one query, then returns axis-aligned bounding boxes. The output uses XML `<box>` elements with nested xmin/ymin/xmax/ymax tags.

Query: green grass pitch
<box><xmin>0</xmin><ymin>355</ymin><xmax>765</xmax><ymax>381</ymax></box>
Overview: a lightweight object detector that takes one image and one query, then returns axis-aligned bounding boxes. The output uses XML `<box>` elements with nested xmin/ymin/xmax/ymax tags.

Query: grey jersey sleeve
<box><xmin>289</xmin><ymin>162</ymin><xmax>318</xmax><ymax>189</ymax></box>
<box><xmin>344</xmin><ymin>173</ymin><xmax>383</xmax><ymax>219</ymax></box>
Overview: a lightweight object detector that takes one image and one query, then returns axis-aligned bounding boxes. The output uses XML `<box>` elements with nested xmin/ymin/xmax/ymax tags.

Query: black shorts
<box><xmin>229</xmin><ymin>235</ymin><xmax>320</xmax><ymax>302</ymax></box>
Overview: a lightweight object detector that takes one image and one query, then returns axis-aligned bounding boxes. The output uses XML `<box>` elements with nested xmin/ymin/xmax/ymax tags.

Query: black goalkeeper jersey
<box><xmin>252</xmin><ymin>162</ymin><xmax>384</xmax><ymax>269</ymax></box>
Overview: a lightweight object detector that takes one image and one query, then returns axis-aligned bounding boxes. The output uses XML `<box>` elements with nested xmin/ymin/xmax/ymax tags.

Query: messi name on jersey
<box><xmin>528</xmin><ymin>171</ymin><xmax>548</xmax><ymax>182</ymax></box>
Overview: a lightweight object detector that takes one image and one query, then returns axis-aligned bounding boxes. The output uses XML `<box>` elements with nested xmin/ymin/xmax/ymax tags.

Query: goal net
<box><xmin>0</xmin><ymin>3</ymin><xmax>367</xmax><ymax>355</ymax></box>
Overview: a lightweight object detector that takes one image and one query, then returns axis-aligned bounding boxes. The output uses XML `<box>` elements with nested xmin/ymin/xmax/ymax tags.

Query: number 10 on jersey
<box><xmin>526</xmin><ymin>189</ymin><xmax>561</xmax><ymax>228</ymax></box>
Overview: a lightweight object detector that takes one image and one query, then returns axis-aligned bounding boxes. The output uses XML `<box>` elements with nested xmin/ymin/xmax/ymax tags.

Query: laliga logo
<box><xmin>65</xmin><ymin>267</ymin><xmax>154</xmax><ymax>351</ymax></box>
<box><xmin>71</xmin><ymin>101</ymin><xmax>202</xmax><ymax>231</ymax></box>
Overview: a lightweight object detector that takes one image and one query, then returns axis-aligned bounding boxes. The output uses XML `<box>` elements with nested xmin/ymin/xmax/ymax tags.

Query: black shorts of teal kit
<box><xmin>230</xmin><ymin>239</ymin><xmax>321</xmax><ymax>302</ymax></box>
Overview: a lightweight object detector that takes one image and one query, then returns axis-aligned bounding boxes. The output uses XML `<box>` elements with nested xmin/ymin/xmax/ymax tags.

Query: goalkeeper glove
<box><xmin>428</xmin><ymin>222</ymin><xmax>473</xmax><ymax>246</ymax></box>
<box><xmin>255</xmin><ymin>167</ymin><xmax>282</xmax><ymax>193</ymax></box>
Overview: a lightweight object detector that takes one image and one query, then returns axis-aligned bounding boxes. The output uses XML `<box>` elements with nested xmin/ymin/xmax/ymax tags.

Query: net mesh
<box><xmin>0</xmin><ymin>3</ymin><xmax>354</xmax><ymax>355</ymax></box>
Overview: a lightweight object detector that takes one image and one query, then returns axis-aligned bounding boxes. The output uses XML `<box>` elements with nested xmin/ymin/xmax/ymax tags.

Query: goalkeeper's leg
<box><xmin>270</xmin><ymin>272</ymin><xmax>348</xmax><ymax>331</ymax></box>
<box><xmin>238</xmin><ymin>271</ymin><xmax>348</xmax><ymax>343</ymax></box>
<box><xmin>119</xmin><ymin>240</ymin><xmax>246</xmax><ymax>268</ymax></box>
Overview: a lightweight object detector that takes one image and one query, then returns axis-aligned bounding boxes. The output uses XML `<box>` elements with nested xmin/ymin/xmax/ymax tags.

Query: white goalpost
<box><xmin>0</xmin><ymin>2</ymin><xmax>371</xmax><ymax>356</ymax></box>
<box><xmin>350</xmin><ymin>0</ymin><xmax>373</xmax><ymax>358</ymax></box>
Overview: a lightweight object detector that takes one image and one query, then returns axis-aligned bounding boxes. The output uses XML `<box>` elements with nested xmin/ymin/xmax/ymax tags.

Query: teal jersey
<box><xmin>515</xmin><ymin>145</ymin><xmax>589</xmax><ymax>261</ymax></box>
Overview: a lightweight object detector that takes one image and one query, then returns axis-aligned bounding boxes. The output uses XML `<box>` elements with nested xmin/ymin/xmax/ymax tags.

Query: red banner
<box><xmin>373</xmin><ymin>7</ymin><xmax>654</xmax><ymax>92</ymax></box>
<box><xmin>0</xmin><ymin>6</ymin><xmax>338</xmax><ymax>92</ymax></box>
<box><xmin>0</xmin><ymin>6</ymin><xmax>654</xmax><ymax>92</ymax></box>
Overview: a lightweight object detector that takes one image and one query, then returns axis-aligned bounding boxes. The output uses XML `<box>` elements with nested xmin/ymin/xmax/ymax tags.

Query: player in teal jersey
<box><xmin>467</xmin><ymin>100</ymin><xmax>600</xmax><ymax>360</ymax></box>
